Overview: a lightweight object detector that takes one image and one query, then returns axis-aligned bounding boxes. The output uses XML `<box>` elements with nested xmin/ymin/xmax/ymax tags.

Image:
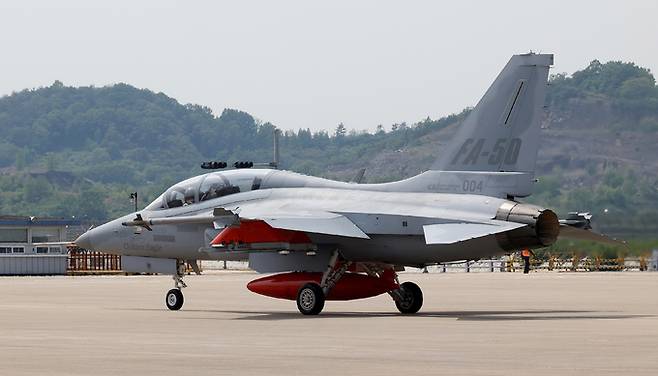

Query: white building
<box><xmin>0</xmin><ymin>216</ymin><xmax>82</xmax><ymax>275</ymax></box>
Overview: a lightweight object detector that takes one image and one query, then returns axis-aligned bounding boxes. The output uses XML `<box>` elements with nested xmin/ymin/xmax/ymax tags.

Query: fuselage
<box><xmin>80</xmin><ymin>168</ymin><xmax>541</xmax><ymax>266</ymax></box>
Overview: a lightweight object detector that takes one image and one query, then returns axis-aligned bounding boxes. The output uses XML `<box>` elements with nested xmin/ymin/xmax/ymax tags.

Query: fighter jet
<box><xmin>75</xmin><ymin>53</ymin><xmax>611</xmax><ymax>315</ymax></box>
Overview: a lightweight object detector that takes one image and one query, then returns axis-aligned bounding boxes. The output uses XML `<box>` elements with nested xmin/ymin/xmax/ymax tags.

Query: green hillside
<box><xmin>0</xmin><ymin>60</ymin><xmax>657</xmax><ymax>240</ymax></box>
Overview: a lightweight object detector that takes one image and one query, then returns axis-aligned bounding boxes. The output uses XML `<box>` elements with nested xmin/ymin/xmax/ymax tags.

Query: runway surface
<box><xmin>1</xmin><ymin>271</ymin><xmax>657</xmax><ymax>375</ymax></box>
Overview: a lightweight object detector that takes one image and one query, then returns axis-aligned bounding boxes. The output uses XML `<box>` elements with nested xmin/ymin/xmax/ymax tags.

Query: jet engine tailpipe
<box><xmin>495</xmin><ymin>202</ymin><xmax>560</xmax><ymax>249</ymax></box>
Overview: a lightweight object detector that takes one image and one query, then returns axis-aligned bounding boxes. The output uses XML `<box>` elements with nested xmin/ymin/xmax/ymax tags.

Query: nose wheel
<box><xmin>166</xmin><ymin>260</ymin><xmax>187</xmax><ymax>311</ymax></box>
<box><xmin>166</xmin><ymin>288</ymin><xmax>184</xmax><ymax>310</ymax></box>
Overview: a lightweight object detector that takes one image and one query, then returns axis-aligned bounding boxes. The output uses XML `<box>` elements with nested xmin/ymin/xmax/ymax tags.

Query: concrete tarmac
<box><xmin>1</xmin><ymin>272</ymin><xmax>657</xmax><ymax>376</ymax></box>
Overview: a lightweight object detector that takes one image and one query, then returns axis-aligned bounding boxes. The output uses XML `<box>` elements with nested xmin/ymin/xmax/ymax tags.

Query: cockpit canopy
<box><xmin>146</xmin><ymin>170</ymin><xmax>270</xmax><ymax>210</ymax></box>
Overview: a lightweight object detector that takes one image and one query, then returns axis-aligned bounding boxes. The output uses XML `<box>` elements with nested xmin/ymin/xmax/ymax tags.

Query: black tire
<box><xmin>395</xmin><ymin>281</ymin><xmax>423</xmax><ymax>314</ymax></box>
<box><xmin>166</xmin><ymin>288</ymin><xmax>184</xmax><ymax>311</ymax></box>
<box><xmin>296</xmin><ymin>283</ymin><xmax>325</xmax><ymax>315</ymax></box>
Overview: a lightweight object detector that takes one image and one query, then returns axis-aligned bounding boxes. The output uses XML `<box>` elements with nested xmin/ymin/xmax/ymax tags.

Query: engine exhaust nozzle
<box><xmin>495</xmin><ymin>202</ymin><xmax>560</xmax><ymax>249</ymax></box>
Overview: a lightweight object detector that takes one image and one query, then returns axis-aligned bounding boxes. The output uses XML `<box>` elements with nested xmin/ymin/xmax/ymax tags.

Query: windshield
<box><xmin>199</xmin><ymin>174</ymin><xmax>239</xmax><ymax>201</ymax></box>
<box><xmin>145</xmin><ymin>193</ymin><xmax>166</xmax><ymax>210</ymax></box>
<box><xmin>145</xmin><ymin>170</ymin><xmax>271</xmax><ymax>211</ymax></box>
<box><xmin>162</xmin><ymin>176</ymin><xmax>204</xmax><ymax>209</ymax></box>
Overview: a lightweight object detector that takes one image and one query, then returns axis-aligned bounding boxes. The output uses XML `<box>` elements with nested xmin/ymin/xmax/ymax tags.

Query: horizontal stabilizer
<box><xmin>558</xmin><ymin>225</ymin><xmax>626</xmax><ymax>247</ymax></box>
<box><xmin>423</xmin><ymin>221</ymin><xmax>526</xmax><ymax>245</ymax></box>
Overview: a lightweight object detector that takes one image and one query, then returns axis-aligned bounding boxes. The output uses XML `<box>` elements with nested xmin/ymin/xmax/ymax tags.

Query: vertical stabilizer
<box><xmin>432</xmin><ymin>53</ymin><xmax>553</xmax><ymax>173</ymax></box>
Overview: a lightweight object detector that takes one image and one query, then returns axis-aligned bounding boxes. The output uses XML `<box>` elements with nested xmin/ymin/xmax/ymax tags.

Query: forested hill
<box><xmin>0</xmin><ymin>60</ymin><xmax>657</xmax><ymax>237</ymax></box>
<box><xmin>0</xmin><ymin>81</ymin><xmax>278</xmax><ymax>179</ymax></box>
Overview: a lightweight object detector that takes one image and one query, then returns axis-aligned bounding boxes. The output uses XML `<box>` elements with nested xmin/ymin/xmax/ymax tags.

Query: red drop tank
<box><xmin>211</xmin><ymin>220</ymin><xmax>312</xmax><ymax>248</ymax></box>
<box><xmin>247</xmin><ymin>271</ymin><xmax>399</xmax><ymax>301</ymax></box>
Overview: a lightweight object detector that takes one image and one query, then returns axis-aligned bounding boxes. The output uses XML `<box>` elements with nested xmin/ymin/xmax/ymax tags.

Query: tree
<box><xmin>571</xmin><ymin>60</ymin><xmax>654</xmax><ymax>96</ymax></box>
<box><xmin>15</xmin><ymin>150</ymin><xmax>26</xmax><ymax>171</ymax></box>
<box><xmin>77</xmin><ymin>186</ymin><xmax>108</xmax><ymax>220</ymax></box>
<box><xmin>45</xmin><ymin>153</ymin><xmax>57</xmax><ymax>172</ymax></box>
<box><xmin>618</xmin><ymin>77</ymin><xmax>656</xmax><ymax>99</ymax></box>
<box><xmin>335</xmin><ymin>122</ymin><xmax>346</xmax><ymax>138</ymax></box>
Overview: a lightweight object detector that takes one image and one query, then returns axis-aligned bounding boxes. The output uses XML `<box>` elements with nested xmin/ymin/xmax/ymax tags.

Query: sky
<box><xmin>0</xmin><ymin>0</ymin><xmax>656</xmax><ymax>132</ymax></box>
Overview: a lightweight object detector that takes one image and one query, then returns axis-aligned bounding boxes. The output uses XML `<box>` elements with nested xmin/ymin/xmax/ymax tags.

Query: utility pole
<box><xmin>130</xmin><ymin>192</ymin><xmax>138</xmax><ymax>212</ymax></box>
<box><xmin>271</xmin><ymin>128</ymin><xmax>280</xmax><ymax>169</ymax></box>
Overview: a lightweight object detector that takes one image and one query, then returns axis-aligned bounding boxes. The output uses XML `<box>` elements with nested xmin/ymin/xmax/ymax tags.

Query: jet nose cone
<box><xmin>75</xmin><ymin>231</ymin><xmax>94</xmax><ymax>250</ymax></box>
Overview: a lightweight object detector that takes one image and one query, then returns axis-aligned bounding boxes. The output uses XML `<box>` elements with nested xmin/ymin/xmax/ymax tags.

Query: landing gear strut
<box><xmin>166</xmin><ymin>260</ymin><xmax>187</xmax><ymax>311</ymax></box>
<box><xmin>295</xmin><ymin>250</ymin><xmax>350</xmax><ymax>315</ymax></box>
<box><xmin>363</xmin><ymin>264</ymin><xmax>423</xmax><ymax>314</ymax></box>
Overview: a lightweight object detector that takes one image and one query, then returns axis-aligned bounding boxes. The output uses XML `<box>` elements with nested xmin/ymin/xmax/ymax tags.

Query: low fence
<box><xmin>68</xmin><ymin>248</ymin><xmax>121</xmax><ymax>273</ymax></box>
<box><xmin>201</xmin><ymin>257</ymin><xmax>657</xmax><ymax>274</ymax></box>
<box><xmin>420</xmin><ymin>256</ymin><xmax>654</xmax><ymax>273</ymax></box>
<box><xmin>67</xmin><ymin>249</ymin><xmax>200</xmax><ymax>274</ymax></box>
<box><xmin>201</xmin><ymin>260</ymin><xmax>249</xmax><ymax>271</ymax></box>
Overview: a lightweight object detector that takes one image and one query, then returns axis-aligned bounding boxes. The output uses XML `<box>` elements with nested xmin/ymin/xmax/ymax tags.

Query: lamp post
<box><xmin>130</xmin><ymin>192</ymin><xmax>138</xmax><ymax>212</ymax></box>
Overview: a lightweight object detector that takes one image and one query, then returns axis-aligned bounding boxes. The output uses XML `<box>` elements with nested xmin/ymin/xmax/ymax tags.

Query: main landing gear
<box><xmin>366</xmin><ymin>265</ymin><xmax>423</xmax><ymax>315</ymax></box>
<box><xmin>296</xmin><ymin>283</ymin><xmax>325</xmax><ymax>315</ymax></box>
<box><xmin>294</xmin><ymin>252</ymin><xmax>424</xmax><ymax>316</ymax></box>
<box><xmin>392</xmin><ymin>281</ymin><xmax>423</xmax><ymax>314</ymax></box>
<box><xmin>295</xmin><ymin>251</ymin><xmax>349</xmax><ymax>315</ymax></box>
<box><xmin>166</xmin><ymin>260</ymin><xmax>187</xmax><ymax>311</ymax></box>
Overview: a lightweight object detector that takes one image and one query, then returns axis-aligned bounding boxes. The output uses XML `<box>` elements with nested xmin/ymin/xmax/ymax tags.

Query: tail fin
<box><xmin>432</xmin><ymin>53</ymin><xmax>553</xmax><ymax>173</ymax></box>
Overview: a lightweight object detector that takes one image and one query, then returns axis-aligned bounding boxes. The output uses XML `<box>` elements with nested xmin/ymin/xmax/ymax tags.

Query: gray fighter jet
<box><xmin>75</xmin><ymin>53</ymin><xmax>610</xmax><ymax>315</ymax></box>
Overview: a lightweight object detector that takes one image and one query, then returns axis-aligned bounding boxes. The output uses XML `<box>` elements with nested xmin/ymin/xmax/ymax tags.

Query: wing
<box><xmin>423</xmin><ymin>221</ymin><xmax>526</xmax><ymax>245</ymax></box>
<box><xmin>237</xmin><ymin>207</ymin><xmax>369</xmax><ymax>239</ymax></box>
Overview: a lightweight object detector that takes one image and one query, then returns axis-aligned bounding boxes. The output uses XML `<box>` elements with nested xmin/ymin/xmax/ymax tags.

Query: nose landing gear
<box><xmin>165</xmin><ymin>260</ymin><xmax>187</xmax><ymax>311</ymax></box>
<box><xmin>166</xmin><ymin>288</ymin><xmax>184</xmax><ymax>310</ymax></box>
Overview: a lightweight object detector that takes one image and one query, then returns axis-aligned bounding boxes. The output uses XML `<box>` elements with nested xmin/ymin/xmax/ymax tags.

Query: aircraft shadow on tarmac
<box><xmin>155</xmin><ymin>309</ymin><xmax>653</xmax><ymax>321</ymax></box>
